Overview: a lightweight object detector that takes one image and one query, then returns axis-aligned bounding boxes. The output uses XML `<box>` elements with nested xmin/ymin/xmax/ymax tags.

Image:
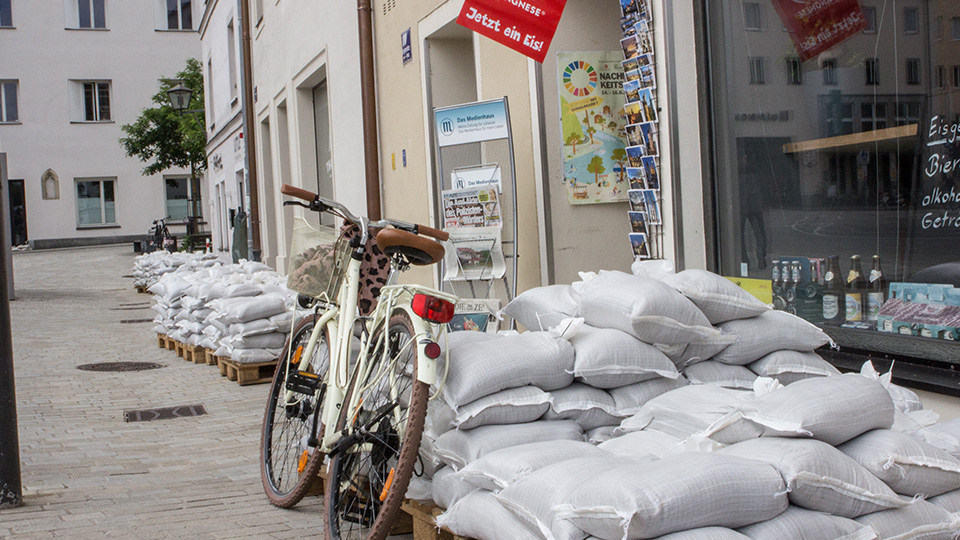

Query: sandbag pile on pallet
<box><xmin>133</xmin><ymin>250</ymin><xmax>221</xmax><ymax>290</ymax></box>
<box><xmin>425</xmin><ymin>268</ymin><xmax>960</xmax><ymax>540</ymax></box>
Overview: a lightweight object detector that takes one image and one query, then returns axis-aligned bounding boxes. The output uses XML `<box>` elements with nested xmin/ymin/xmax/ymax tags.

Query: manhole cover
<box><xmin>124</xmin><ymin>404</ymin><xmax>207</xmax><ymax>423</ymax></box>
<box><xmin>77</xmin><ymin>362</ymin><xmax>164</xmax><ymax>372</ymax></box>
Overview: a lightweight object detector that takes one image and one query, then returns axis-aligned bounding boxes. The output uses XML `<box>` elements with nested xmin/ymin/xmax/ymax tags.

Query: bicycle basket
<box><xmin>286</xmin><ymin>217</ymin><xmax>351</xmax><ymax>302</ymax></box>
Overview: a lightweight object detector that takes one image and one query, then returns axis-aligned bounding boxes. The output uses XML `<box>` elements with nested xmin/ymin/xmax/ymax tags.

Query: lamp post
<box><xmin>166</xmin><ymin>83</ymin><xmax>204</xmax><ymax>252</ymax></box>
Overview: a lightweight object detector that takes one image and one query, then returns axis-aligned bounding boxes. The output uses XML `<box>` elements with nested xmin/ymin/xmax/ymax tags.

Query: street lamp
<box><xmin>166</xmin><ymin>82</ymin><xmax>205</xmax><ymax>252</ymax></box>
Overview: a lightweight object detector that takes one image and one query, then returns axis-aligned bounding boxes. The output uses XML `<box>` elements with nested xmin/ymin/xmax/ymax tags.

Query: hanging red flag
<box><xmin>456</xmin><ymin>0</ymin><xmax>567</xmax><ymax>63</ymax></box>
<box><xmin>773</xmin><ymin>0</ymin><xmax>867</xmax><ymax>61</ymax></box>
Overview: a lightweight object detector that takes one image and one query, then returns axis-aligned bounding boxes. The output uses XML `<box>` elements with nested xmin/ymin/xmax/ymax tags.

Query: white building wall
<box><xmin>0</xmin><ymin>0</ymin><xmax>201</xmax><ymax>247</ymax></box>
<box><xmin>250</xmin><ymin>0</ymin><xmax>368</xmax><ymax>271</ymax></box>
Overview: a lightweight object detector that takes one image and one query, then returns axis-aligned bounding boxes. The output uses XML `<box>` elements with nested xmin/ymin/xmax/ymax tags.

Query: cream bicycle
<box><xmin>260</xmin><ymin>184</ymin><xmax>457</xmax><ymax>540</ymax></box>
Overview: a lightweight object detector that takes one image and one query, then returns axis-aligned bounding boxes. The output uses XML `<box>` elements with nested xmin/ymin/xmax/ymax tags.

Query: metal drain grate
<box><xmin>124</xmin><ymin>404</ymin><xmax>207</xmax><ymax>423</ymax></box>
<box><xmin>77</xmin><ymin>362</ymin><xmax>164</xmax><ymax>372</ymax></box>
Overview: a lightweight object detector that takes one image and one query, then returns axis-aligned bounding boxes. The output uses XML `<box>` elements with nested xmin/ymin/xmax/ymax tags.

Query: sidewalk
<box><xmin>2</xmin><ymin>245</ymin><xmax>332</xmax><ymax>538</ymax></box>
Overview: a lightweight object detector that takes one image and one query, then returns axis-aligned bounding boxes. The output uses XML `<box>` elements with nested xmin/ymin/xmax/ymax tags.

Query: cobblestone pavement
<box><xmin>2</xmin><ymin>245</ymin><xmax>413</xmax><ymax>539</ymax></box>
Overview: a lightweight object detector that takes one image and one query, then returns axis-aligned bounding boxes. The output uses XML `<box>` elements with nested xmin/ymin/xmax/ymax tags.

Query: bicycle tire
<box><xmin>260</xmin><ymin>314</ymin><xmax>329</xmax><ymax>508</ymax></box>
<box><xmin>325</xmin><ymin>311</ymin><xmax>429</xmax><ymax>540</ymax></box>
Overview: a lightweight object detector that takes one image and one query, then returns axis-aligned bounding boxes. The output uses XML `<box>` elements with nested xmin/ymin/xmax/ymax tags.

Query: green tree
<box><xmin>586</xmin><ymin>125</ymin><xmax>597</xmax><ymax>144</ymax></box>
<box><xmin>566</xmin><ymin>132</ymin><xmax>585</xmax><ymax>154</ymax></box>
<box><xmin>120</xmin><ymin>58</ymin><xmax>206</xmax><ymax>177</ymax></box>
<box><xmin>611</xmin><ymin>148</ymin><xmax>627</xmax><ymax>183</ymax></box>
<box><xmin>587</xmin><ymin>156</ymin><xmax>606</xmax><ymax>185</ymax></box>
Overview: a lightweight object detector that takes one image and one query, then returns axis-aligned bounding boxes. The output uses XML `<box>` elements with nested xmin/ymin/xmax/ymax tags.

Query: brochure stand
<box><xmin>433</xmin><ymin>98</ymin><xmax>519</xmax><ymax>330</ymax></box>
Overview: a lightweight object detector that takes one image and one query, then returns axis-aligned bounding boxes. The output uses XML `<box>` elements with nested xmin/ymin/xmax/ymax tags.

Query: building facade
<box><xmin>0</xmin><ymin>0</ymin><xmax>200</xmax><ymax>248</ymax></box>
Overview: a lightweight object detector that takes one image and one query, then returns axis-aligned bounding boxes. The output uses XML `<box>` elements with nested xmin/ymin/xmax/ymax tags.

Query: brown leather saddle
<box><xmin>376</xmin><ymin>229</ymin><xmax>445</xmax><ymax>266</ymax></box>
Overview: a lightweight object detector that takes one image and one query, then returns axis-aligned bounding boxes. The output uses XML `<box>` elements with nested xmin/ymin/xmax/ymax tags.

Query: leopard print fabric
<box><xmin>340</xmin><ymin>225</ymin><xmax>390</xmax><ymax>316</ymax></box>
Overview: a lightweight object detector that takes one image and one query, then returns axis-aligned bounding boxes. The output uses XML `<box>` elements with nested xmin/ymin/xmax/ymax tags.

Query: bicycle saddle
<box><xmin>376</xmin><ymin>229</ymin><xmax>445</xmax><ymax>266</ymax></box>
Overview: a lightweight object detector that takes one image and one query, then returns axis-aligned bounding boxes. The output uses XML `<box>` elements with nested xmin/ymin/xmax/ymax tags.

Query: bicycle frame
<box><xmin>280</xmin><ymin>247</ymin><xmax>457</xmax><ymax>455</ymax></box>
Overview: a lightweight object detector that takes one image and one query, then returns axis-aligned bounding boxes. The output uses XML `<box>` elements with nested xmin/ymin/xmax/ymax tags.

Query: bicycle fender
<box><xmin>395</xmin><ymin>304</ymin><xmax>440</xmax><ymax>387</ymax></box>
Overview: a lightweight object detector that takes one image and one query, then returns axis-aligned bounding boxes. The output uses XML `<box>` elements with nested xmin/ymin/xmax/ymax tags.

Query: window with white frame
<box><xmin>863</xmin><ymin>6</ymin><xmax>876</xmax><ymax>33</ymax></box>
<box><xmin>749</xmin><ymin>56</ymin><xmax>765</xmax><ymax>84</ymax></box>
<box><xmin>78</xmin><ymin>81</ymin><xmax>111</xmax><ymax>121</ymax></box>
<box><xmin>165</xmin><ymin>0</ymin><xmax>192</xmax><ymax>30</ymax></box>
<box><xmin>743</xmin><ymin>2</ymin><xmax>761</xmax><ymax>31</ymax></box>
<box><xmin>0</xmin><ymin>80</ymin><xmax>18</xmax><ymax>123</ymax></box>
<box><xmin>822</xmin><ymin>59</ymin><xmax>837</xmax><ymax>85</ymax></box>
<box><xmin>0</xmin><ymin>0</ymin><xmax>12</xmax><ymax>27</ymax></box>
<box><xmin>785</xmin><ymin>57</ymin><xmax>802</xmax><ymax>85</ymax></box>
<box><xmin>76</xmin><ymin>0</ymin><xmax>106</xmax><ymax>29</ymax></box>
<box><xmin>76</xmin><ymin>178</ymin><xmax>116</xmax><ymax>225</ymax></box>
<box><xmin>164</xmin><ymin>176</ymin><xmax>202</xmax><ymax>221</ymax></box>
<box><xmin>904</xmin><ymin>7</ymin><xmax>919</xmax><ymax>34</ymax></box>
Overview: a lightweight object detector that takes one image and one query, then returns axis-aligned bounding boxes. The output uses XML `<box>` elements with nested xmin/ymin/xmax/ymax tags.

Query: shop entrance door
<box><xmin>8</xmin><ymin>179</ymin><xmax>26</xmax><ymax>246</ymax></box>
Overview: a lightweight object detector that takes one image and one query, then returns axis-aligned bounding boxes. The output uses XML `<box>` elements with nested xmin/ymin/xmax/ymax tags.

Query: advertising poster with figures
<box><xmin>558</xmin><ymin>51</ymin><xmax>629</xmax><ymax>205</ymax></box>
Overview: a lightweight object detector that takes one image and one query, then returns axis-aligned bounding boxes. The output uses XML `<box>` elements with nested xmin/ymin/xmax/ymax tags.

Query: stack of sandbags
<box><xmin>134</xmin><ymin>250</ymin><xmax>221</xmax><ymax>290</ymax></box>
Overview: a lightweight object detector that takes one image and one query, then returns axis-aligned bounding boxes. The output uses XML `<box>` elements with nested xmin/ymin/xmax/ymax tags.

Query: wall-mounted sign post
<box><xmin>456</xmin><ymin>0</ymin><xmax>568</xmax><ymax>63</ymax></box>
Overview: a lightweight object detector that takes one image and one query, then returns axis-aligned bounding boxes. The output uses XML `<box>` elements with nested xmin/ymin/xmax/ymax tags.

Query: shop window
<box><xmin>749</xmin><ymin>56</ymin><xmax>765</xmax><ymax>84</ymax></box>
<box><xmin>822</xmin><ymin>59</ymin><xmax>837</xmax><ymax>85</ymax></box>
<box><xmin>0</xmin><ymin>80</ymin><xmax>17</xmax><ymax>123</ymax></box>
<box><xmin>906</xmin><ymin>58</ymin><xmax>921</xmax><ymax>85</ymax></box>
<box><xmin>904</xmin><ymin>7</ymin><xmax>919</xmax><ymax>34</ymax></box>
<box><xmin>75</xmin><ymin>178</ymin><xmax>115</xmax><ymax>226</ymax></box>
<box><xmin>865</xmin><ymin>58</ymin><xmax>880</xmax><ymax>85</ymax></box>
<box><xmin>862</xmin><ymin>6</ymin><xmax>876</xmax><ymax>34</ymax></box>
<box><xmin>76</xmin><ymin>0</ymin><xmax>106</xmax><ymax>29</ymax></box>
<box><xmin>785</xmin><ymin>57</ymin><xmax>802</xmax><ymax>85</ymax></box>
<box><xmin>743</xmin><ymin>3</ymin><xmax>761</xmax><ymax>31</ymax></box>
<box><xmin>0</xmin><ymin>0</ymin><xmax>11</xmax><ymax>27</ymax></box>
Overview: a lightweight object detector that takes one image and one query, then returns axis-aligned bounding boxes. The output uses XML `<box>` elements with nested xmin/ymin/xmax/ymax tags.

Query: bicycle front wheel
<box><xmin>260</xmin><ymin>314</ymin><xmax>329</xmax><ymax>508</ymax></box>
<box><xmin>325</xmin><ymin>311</ymin><xmax>429</xmax><ymax>540</ymax></box>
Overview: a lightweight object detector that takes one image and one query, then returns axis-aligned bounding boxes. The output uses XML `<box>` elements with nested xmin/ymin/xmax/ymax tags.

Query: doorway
<box><xmin>8</xmin><ymin>179</ymin><xmax>26</xmax><ymax>246</ymax></box>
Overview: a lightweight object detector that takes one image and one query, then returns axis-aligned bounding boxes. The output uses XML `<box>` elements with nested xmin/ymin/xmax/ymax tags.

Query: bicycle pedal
<box><xmin>285</xmin><ymin>371</ymin><xmax>322</xmax><ymax>395</ymax></box>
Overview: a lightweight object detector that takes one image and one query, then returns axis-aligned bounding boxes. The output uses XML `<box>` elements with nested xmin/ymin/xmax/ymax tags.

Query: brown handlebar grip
<box><xmin>281</xmin><ymin>184</ymin><xmax>318</xmax><ymax>202</ymax></box>
<box><xmin>416</xmin><ymin>225</ymin><xmax>449</xmax><ymax>242</ymax></box>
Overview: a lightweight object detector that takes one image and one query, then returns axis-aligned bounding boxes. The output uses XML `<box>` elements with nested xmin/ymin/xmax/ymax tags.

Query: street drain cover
<box><xmin>77</xmin><ymin>362</ymin><xmax>164</xmax><ymax>372</ymax></box>
<box><xmin>124</xmin><ymin>404</ymin><xmax>207</xmax><ymax>423</ymax></box>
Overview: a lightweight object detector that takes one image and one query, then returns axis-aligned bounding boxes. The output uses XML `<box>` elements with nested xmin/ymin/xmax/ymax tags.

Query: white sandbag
<box><xmin>585</xmin><ymin>425</ymin><xmax>619</xmax><ymax>445</ymax></box>
<box><xmin>736</xmin><ymin>506</ymin><xmax>877</xmax><ymax>540</ymax></box>
<box><xmin>221</xmin><ymin>283</ymin><xmax>262</xmax><ymax>299</ymax></box>
<box><xmin>153</xmin><ymin>325</ymin><xmax>168</xmax><ymax>335</ymax></box>
<box><xmin>433</xmin><ymin>420</ymin><xmax>582</xmax><ymax>470</ymax></box>
<box><xmin>664</xmin><ymin>337</ymin><xmax>738</xmax><ymax>369</ymax></box>
<box><xmin>608</xmin><ymin>376</ymin><xmax>689</xmax><ymax>417</ymax></box>
<box><xmin>618</xmin><ymin>384</ymin><xmax>762</xmax><ymax>446</ymax></box>
<box><xmin>419</xmin><ymin>435</ymin><xmax>445</xmax><ymax>478</ymax></box>
<box><xmin>215</xmin><ymin>294</ymin><xmax>287</xmax><ymax>324</ymax></box>
<box><xmin>578</xmin><ymin>271</ymin><xmax>723</xmax><ymax>345</ymax></box>
<box><xmin>928</xmin><ymin>488</ymin><xmax>960</xmax><ymax>515</ymax></box>
<box><xmin>444</xmin><ymin>329</ymin><xmax>498</xmax><ymax>350</ymax></box>
<box><xmin>427</xmin><ymin>399</ymin><xmax>457</xmax><ymax>436</ymax></box>
<box><xmin>230</xmin><ymin>347</ymin><xmax>282</xmax><ymax>364</ymax></box>
<box><xmin>569</xmin><ymin>326</ymin><xmax>680</xmax><ymax>389</ymax></box>
<box><xmin>544</xmin><ymin>383</ymin><xmax>623</xmax><ymax>430</ymax></box>
<box><xmin>855</xmin><ymin>500</ymin><xmax>960</xmax><ymax>540</ymax></box>
<box><xmin>457</xmin><ymin>439</ymin><xmax>608</xmax><ymax>491</ymax></box>
<box><xmin>747</xmin><ymin>350</ymin><xmax>840</xmax><ymax>385</ymax></box>
<box><xmin>148</xmin><ymin>275</ymin><xmax>191</xmax><ymax>300</ymax></box>
<box><xmin>405</xmin><ymin>475</ymin><xmax>433</xmax><ymax>502</ymax></box>
<box><xmin>713</xmin><ymin>310</ymin><xmax>831</xmax><ymax>366</ymax></box>
<box><xmin>921</xmin><ymin>419</ymin><xmax>960</xmax><ymax>459</ymax></box>
<box><xmin>888</xmin><ymin>384</ymin><xmax>924</xmax><ymax>414</ymax></box>
<box><xmin>598</xmin><ymin>429</ymin><xmax>684</xmax><ymax>459</ymax></box>
<box><xmin>838</xmin><ymin>429</ymin><xmax>960</xmax><ymax>498</ymax></box>
<box><xmin>454</xmin><ymin>386</ymin><xmax>551</xmax><ymax>430</ymax></box>
<box><xmin>496</xmin><ymin>456</ymin><xmax>639</xmax><ymax>540</ymax></box>
<box><xmin>436</xmin><ymin>490</ymin><xmax>542</xmax><ymax>540</ymax></box>
<box><xmin>502</xmin><ymin>284</ymin><xmax>580</xmax><ymax>331</ymax></box>
<box><xmin>554</xmin><ymin>452</ymin><xmax>788</xmax><ymax>540</ymax></box>
<box><xmin>431</xmin><ymin>466</ymin><xmax>478</xmax><ymax>509</ymax></box>
<box><xmin>654</xmin><ymin>529</ymin><xmax>752</xmax><ymax>540</ymax></box>
<box><xmin>742</xmin><ymin>373</ymin><xmax>895</xmax><ymax>446</ymax></box>
<box><xmin>719</xmin><ymin>438</ymin><xmax>908</xmax><ymax>518</ymax></box>
<box><xmin>441</xmin><ymin>332</ymin><xmax>575</xmax><ymax>408</ymax></box>
<box><xmin>228</xmin><ymin>319</ymin><xmax>279</xmax><ymax>337</ymax></box>
<box><xmin>683</xmin><ymin>361</ymin><xmax>758</xmax><ymax>390</ymax></box>
<box><xmin>225</xmin><ymin>331</ymin><xmax>287</xmax><ymax>350</ymax></box>
<box><xmin>660</xmin><ymin>269</ymin><xmax>770</xmax><ymax>324</ymax></box>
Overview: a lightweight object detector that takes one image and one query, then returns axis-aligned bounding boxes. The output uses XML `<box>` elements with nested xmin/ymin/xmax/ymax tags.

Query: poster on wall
<box><xmin>558</xmin><ymin>51</ymin><xmax>629</xmax><ymax>205</ymax></box>
<box><xmin>772</xmin><ymin>0</ymin><xmax>867</xmax><ymax>62</ymax></box>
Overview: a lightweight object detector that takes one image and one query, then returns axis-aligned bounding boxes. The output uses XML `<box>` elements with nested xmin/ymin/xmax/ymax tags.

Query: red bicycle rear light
<box><xmin>412</xmin><ymin>294</ymin><xmax>455</xmax><ymax>324</ymax></box>
<box><xmin>423</xmin><ymin>341</ymin><xmax>442</xmax><ymax>359</ymax></box>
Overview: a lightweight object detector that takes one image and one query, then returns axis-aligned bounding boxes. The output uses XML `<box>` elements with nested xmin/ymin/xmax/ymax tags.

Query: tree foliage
<box><xmin>120</xmin><ymin>58</ymin><xmax>206</xmax><ymax>176</ymax></box>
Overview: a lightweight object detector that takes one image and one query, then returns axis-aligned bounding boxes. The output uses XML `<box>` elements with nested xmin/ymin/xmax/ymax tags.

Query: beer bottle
<box><xmin>822</xmin><ymin>255</ymin><xmax>845</xmax><ymax>325</ymax></box>
<box><xmin>866</xmin><ymin>255</ymin><xmax>886</xmax><ymax>323</ymax></box>
<box><xmin>845</xmin><ymin>255</ymin><xmax>867</xmax><ymax>322</ymax></box>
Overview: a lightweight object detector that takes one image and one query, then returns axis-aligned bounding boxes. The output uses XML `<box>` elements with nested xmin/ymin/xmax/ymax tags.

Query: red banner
<box><xmin>773</xmin><ymin>0</ymin><xmax>867</xmax><ymax>61</ymax></box>
<box><xmin>456</xmin><ymin>0</ymin><xmax>567</xmax><ymax>63</ymax></box>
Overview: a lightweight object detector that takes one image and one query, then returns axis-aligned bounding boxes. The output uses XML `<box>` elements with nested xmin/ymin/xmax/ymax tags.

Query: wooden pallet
<box><xmin>184</xmin><ymin>344</ymin><xmax>205</xmax><ymax>364</ymax></box>
<box><xmin>164</xmin><ymin>335</ymin><xmax>177</xmax><ymax>352</ymax></box>
<box><xmin>174</xmin><ymin>340</ymin><xmax>188</xmax><ymax>359</ymax></box>
<box><xmin>219</xmin><ymin>358</ymin><xmax>276</xmax><ymax>385</ymax></box>
<box><xmin>135</xmin><ymin>285</ymin><xmax>149</xmax><ymax>294</ymax></box>
<box><xmin>157</xmin><ymin>333</ymin><xmax>167</xmax><ymax>349</ymax></box>
<box><xmin>401</xmin><ymin>501</ymin><xmax>469</xmax><ymax>540</ymax></box>
<box><xmin>203</xmin><ymin>348</ymin><xmax>218</xmax><ymax>366</ymax></box>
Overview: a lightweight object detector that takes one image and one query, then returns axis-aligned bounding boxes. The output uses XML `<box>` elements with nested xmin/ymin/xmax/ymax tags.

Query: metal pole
<box><xmin>238</xmin><ymin>0</ymin><xmax>262</xmax><ymax>261</ymax></box>
<box><xmin>0</xmin><ymin>153</ymin><xmax>22</xmax><ymax>509</ymax></box>
<box><xmin>357</xmin><ymin>0</ymin><xmax>382</xmax><ymax>220</ymax></box>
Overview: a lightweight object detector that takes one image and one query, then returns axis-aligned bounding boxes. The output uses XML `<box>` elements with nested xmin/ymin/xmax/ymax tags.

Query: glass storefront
<box><xmin>703</xmin><ymin>1</ymin><xmax>960</xmax><ymax>361</ymax></box>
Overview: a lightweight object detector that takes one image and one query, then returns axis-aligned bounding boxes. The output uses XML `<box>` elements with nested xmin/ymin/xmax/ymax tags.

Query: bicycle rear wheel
<box><xmin>260</xmin><ymin>314</ymin><xmax>329</xmax><ymax>508</ymax></box>
<box><xmin>325</xmin><ymin>311</ymin><xmax>429</xmax><ymax>540</ymax></box>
